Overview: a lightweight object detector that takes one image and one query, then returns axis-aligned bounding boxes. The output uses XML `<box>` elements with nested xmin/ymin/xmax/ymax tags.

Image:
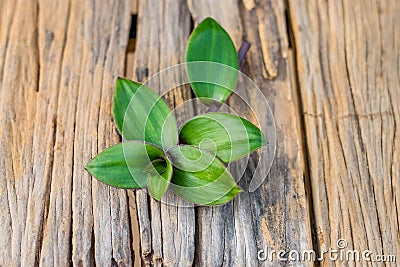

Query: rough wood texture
<box><xmin>127</xmin><ymin>1</ymin><xmax>196</xmax><ymax>266</ymax></box>
<box><xmin>290</xmin><ymin>0</ymin><xmax>400</xmax><ymax>266</ymax></box>
<box><xmin>186</xmin><ymin>0</ymin><xmax>313</xmax><ymax>266</ymax></box>
<box><xmin>0</xmin><ymin>0</ymin><xmax>398</xmax><ymax>266</ymax></box>
<box><xmin>0</xmin><ymin>0</ymin><xmax>132</xmax><ymax>265</ymax></box>
<box><xmin>127</xmin><ymin>0</ymin><xmax>313</xmax><ymax>266</ymax></box>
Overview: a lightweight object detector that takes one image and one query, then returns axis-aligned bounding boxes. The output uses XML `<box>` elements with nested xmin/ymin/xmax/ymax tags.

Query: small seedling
<box><xmin>85</xmin><ymin>18</ymin><xmax>267</xmax><ymax>205</ymax></box>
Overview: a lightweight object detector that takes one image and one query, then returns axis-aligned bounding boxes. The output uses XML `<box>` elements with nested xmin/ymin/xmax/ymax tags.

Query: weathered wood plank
<box><xmin>128</xmin><ymin>0</ymin><xmax>195</xmax><ymax>266</ymax></box>
<box><xmin>126</xmin><ymin>0</ymin><xmax>313</xmax><ymax>265</ymax></box>
<box><xmin>0</xmin><ymin>0</ymin><xmax>132</xmax><ymax>265</ymax></box>
<box><xmin>3</xmin><ymin>0</ymin><xmax>398</xmax><ymax>266</ymax></box>
<box><xmin>0</xmin><ymin>0</ymin><xmax>39</xmax><ymax>265</ymax></box>
<box><xmin>290</xmin><ymin>0</ymin><xmax>400</xmax><ymax>265</ymax></box>
<box><xmin>186</xmin><ymin>0</ymin><xmax>313</xmax><ymax>266</ymax></box>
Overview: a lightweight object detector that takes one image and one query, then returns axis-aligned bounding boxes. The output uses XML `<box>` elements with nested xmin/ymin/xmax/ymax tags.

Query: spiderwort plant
<box><xmin>85</xmin><ymin>17</ymin><xmax>267</xmax><ymax>205</ymax></box>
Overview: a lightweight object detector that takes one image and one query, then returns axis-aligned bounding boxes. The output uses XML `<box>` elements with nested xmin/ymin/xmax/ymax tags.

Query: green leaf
<box><xmin>85</xmin><ymin>141</ymin><xmax>164</xmax><ymax>188</ymax></box>
<box><xmin>186</xmin><ymin>17</ymin><xmax>238</xmax><ymax>105</ymax></box>
<box><xmin>146</xmin><ymin>158</ymin><xmax>173</xmax><ymax>201</ymax></box>
<box><xmin>179</xmin><ymin>112</ymin><xmax>267</xmax><ymax>163</ymax></box>
<box><xmin>113</xmin><ymin>77</ymin><xmax>178</xmax><ymax>149</ymax></box>
<box><xmin>167</xmin><ymin>145</ymin><xmax>241</xmax><ymax>205</ymax></box>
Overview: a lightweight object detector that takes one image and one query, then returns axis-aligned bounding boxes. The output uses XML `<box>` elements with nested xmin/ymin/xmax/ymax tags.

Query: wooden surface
<box><xmin>290</xmin><ymin>0</ymin><xmax>400</xmax><ymax>265</ymax></box>
<box><xmin>0</xmin><ymin>0</ymin><xmax>398</xmax><ymax>266</ymax></box>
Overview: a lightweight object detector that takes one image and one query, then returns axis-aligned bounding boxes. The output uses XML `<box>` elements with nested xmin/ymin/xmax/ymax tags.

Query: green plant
<box><xmin>85</xmin><ymin>17</ymin><xmax>267</xmax><ymax>205</ymax></box>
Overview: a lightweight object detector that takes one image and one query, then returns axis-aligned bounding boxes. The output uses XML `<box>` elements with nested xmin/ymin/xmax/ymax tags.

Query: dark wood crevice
<box><xmin>284</xmin><ymin>0</ymin><xmax>321</xmax><ymax>263</ymax></box>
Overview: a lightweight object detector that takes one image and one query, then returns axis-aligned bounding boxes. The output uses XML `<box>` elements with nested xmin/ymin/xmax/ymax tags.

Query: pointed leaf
<box><xmin>147</xmin><ymin>158</ymin><xmax>173</xmax><ymax>201</ymax></box>
<box><xmin>167</xmin><ymin>145</ymin><xmax>241</xmax><ymax>205</ymax></box>
<box><xmin>186</xmin><ymin>17</ymin><xmax>238</xmax><ymax>105</ymax></box>
<box><xmin>85</xmin><ymin>141</ymin><xmax>164</xmax><ymax>188</ymax></box>
<box><xmin>179</xmin><ymin>112</ymin><xmax>267</xmax><ymax>163</ymax></box>
<box><xmin>113</xmin><ymin>77</ymin><xmax>178</xmax><ymax>149</ymax></box>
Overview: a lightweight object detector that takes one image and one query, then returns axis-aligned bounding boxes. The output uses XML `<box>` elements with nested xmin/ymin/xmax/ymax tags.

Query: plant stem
<box><xmin>238</xmin><ymin>40</ymin><xmax>251</xmax><ymax>68</ymax></box>
<box><xmin>206</xmin><ymin>101</ymin><xmax>222</xmax><ymax>113</ymax></box>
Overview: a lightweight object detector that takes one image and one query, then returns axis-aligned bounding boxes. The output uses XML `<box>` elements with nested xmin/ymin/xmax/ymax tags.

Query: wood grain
<box><xmin>127</xmin><ymin>0</ymin><xmax>313</xmax><ymax>265</ymax></box>
<box><xmin>290</xmin><ymin>0</ymin><xmax>400</xmax><ymax>266</ymax></box>
<box><xmin>1</xmin><ymin>0</ymin><xmax>398</xmax><ymax>266</ymax></box>
<box><xmin>0</xmin><ymin>0</ymin><xmax>132</xmax><ymax>265</ymax></box>
<box><xmin>187</xmin><ymin>0</ymin><xmax>313</xmax><ymax>266</ymax></box>
<box><xmin>127</xmin><ymin>0</ymin><xmax>195</xmax><ymax>266</ymax></box>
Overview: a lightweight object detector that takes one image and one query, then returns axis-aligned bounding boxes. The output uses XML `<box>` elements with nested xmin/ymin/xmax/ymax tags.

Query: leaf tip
<box><xmin>115</xmin><ymin>77</ymin><xmax>136</xmax><ymax>93</ymax></box>
<box><xmin>233</xmin><ymin>185</ymin><xmax>243</xmax><ymax>195</ymax></box>
<box><xmin>85</xmin><ymin>157</ymin><xmax>96</xmax><ymax>168</ymax></box>
<box><xmin>116</xmin><ymin>76</ymin><xmax>128</xmax><ymax>83</ymax></box>
<box><xmin>115</xmin><ymin>77</ymin><xmax>124</xmax><ymax>89</ymax></box>
<box><xmin>84</xmin><ymin>161</ymin><xmax>94</xmax><ymax>176</ymax></box>
<box><xmin>201</xmin><ymin>17</ymin><xmax>217</xmax><ymax>24</ymax></box>
<box><xmin>149</xmin><ymin>192</ymin><xmax>162</xmax><ymax>202</ymax></box>
<box><xmin>199</xmin><ymin>17</ymin><xmax>224</xmax><ymax>29</ymax></box>
<box><xmin>260</xmin><ymin>131</ymin><xmax>268</xmax><ymax>146</ymax></box>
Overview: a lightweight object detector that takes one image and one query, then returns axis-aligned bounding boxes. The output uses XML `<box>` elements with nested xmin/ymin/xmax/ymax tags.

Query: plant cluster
<box><xmin>86</xmin><ymin>18</ymin><xmax>267</xmax><ymax>205</ymax></box>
